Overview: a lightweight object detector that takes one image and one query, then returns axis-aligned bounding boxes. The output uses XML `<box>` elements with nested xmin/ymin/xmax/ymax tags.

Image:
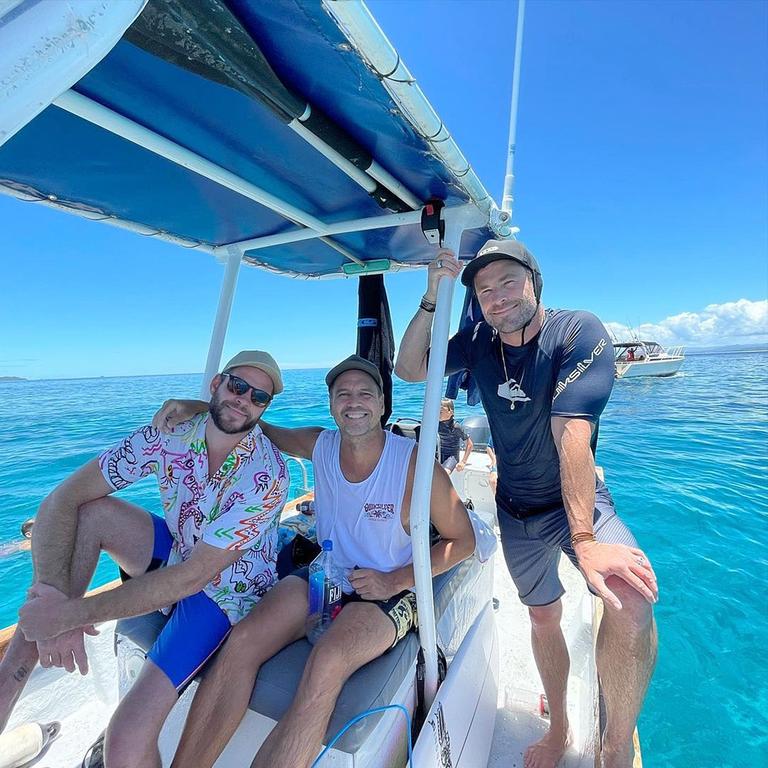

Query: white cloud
<box><xmin>606</xmin><ymin>299</ymin><xmax>768</xmax><ymax>348</ymax></box>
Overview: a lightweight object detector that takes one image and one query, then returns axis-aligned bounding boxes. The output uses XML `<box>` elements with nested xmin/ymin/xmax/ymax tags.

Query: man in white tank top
<box><xmin>158</xmin><ymin>355</ymin><xmax>476</xmax><ymax>768</ymax></box>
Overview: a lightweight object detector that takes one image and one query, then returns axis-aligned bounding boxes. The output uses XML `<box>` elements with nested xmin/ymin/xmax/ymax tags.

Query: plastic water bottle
<box><xmin>307</xmin><ymin>539</ymin><xmax>343</xmax><ymax>644</ymax></box>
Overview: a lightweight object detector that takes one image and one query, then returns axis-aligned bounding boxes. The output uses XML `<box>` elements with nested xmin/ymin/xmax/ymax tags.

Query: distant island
<box><xmin>0</xmin><ymin>376</ymin><xmax>27</xmax><ymax>382</ymax></box>
<box><xmin>687</xmin><ymin>343</ymin><xmax>768</xmax><ymax>355</ymax></box>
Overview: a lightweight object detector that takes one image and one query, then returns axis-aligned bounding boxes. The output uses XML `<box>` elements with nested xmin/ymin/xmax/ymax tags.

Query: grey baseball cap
<box><xmin>325</xmin><ymin>355</ymin><xmax>383</xmax><ymax>392</ymax></box>
<box><xmin>461</xmin><ymin>239</ymin><xmax>543</xmax><ymax>300</ymax></box>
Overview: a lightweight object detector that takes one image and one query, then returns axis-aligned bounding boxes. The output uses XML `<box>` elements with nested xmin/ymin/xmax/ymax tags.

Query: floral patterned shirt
<box><xmin>98</xmin><ymin>413</ymin><xmax>288</xmax><ymax>623</ymax></box>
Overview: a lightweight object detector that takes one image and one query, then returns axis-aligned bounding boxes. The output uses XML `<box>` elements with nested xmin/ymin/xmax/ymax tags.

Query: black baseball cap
<box><xmin>325</xmin><ymin>355</ymin><xmax>384</xmax><ymax>392</ymax></box>
<box><xmin>461</xmin><ymin>239</ymin><xmax>543</xmax><ymax>300</ymax></box>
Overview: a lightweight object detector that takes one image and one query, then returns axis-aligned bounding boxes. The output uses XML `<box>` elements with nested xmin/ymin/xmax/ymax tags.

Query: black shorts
<box><xmin>292</xmin><ymin>566</ymin><xmax>418</xmax><ymax>648</ymax></box>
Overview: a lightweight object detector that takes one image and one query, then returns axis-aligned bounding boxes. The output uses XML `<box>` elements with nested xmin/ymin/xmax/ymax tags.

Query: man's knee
<box><xmin>302</xmin><ymin>637</ymin><xmax>354</xmax><ymax>695</ymax></box>
<box><xmin>105</xmin><ymin>717</ymin><xmax>155</xmax><ymax>768</ymax></box>
<box><xmin>603</xmin><ymin>576</ymin><xmax>653</xmax><ymax>631</ymax></box>
<box><xmin>77</xmin><ymin>498</ymin><xmax>110</xmax><ymax>529</ymax></box>
<box><xmin>221</xmin><ymin>614</ymin><xmax>274</xmax><ymax>666</ymax></box>
<box><xmin>528</xmin><ymin>600</ymin><xmax>563</xmax><ymax>633</ymax></box>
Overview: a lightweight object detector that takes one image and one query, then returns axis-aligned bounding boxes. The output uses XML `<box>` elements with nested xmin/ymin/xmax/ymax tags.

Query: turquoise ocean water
<box><xmin>1</xmin><ymin>353</ymin><xmax>766</xmax><ymax>766</ymax></box>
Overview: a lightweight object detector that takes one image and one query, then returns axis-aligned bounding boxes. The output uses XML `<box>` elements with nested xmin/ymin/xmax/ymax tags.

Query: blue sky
<box><xmin>1</xmin><ymin>0</ymin><xmax>766</xmax><ymax>380</ymax></box>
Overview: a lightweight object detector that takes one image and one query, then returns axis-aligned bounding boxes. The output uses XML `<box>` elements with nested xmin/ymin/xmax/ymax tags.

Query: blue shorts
<box><xmin>498</xmin><ymin>487</ymin><xmax>638</xmax><ymax>607</ymax></box>
<box><xmin>139</xmin><ymin>515</ymin><xmax>232</xmax><ymax>690</ymax></box>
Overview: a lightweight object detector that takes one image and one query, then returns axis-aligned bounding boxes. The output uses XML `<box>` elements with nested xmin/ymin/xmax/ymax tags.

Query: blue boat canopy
<box><xmin>0</xmin><ymin>0</ymin><xmax>503</xmax><ymax>278</ymax></box>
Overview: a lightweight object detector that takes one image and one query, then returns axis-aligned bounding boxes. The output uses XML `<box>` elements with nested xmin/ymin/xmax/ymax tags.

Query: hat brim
<box><xmin>461</xmin><ymin>251</ymin><xmax>526</xmax><ymax>287</ymax></box>
<box><xmin>325</xmin><ymin>357</ymin><xmax>384</xmax><ymax>391</ymax></box>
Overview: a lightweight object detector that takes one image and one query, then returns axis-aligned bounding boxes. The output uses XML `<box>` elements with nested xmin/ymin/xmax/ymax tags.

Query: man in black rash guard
<box><xmin>396</xmin><ymin>240</ymin><xmax>658</xmax><ymax>768</ymax></box>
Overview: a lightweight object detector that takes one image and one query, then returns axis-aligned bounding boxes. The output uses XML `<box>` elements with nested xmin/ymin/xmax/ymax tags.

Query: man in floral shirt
<box><xmin>1</xmin><ymin>351</ymin><xmax>288</xmax><ymax>768</ymax></box>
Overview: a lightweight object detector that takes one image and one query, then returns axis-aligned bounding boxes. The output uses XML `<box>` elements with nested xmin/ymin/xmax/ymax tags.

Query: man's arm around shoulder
<box><xmin>260</xmin><ymin>421</ymin><xmax>323</xmax><ymax>460</ymax></box>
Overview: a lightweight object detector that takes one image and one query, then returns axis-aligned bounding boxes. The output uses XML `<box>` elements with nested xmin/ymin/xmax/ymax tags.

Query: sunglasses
<box><xmin>222</xmin><ymin>373</ymin><xmax>273</xmax><ymax>407</ymax></box>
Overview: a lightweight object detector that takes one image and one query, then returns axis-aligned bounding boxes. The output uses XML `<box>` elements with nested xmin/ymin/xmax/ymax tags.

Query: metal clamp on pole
<box><xmin>420</xmin><ymin>199</ymin><xmax>445</xmax><ymax>246</ymax></box>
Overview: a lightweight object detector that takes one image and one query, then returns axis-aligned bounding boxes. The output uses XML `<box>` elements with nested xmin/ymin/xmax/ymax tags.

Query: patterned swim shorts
<box><xmin>292</xmin><ymin>566</ymin><xmax>418</xmax><ymax>648</ymax></box>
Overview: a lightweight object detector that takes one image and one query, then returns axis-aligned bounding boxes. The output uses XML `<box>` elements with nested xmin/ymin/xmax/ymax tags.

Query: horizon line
<box><xmin>2</xmin><ymin>346</ymin><xmax>768</xmax><ymax>383</ymax></box>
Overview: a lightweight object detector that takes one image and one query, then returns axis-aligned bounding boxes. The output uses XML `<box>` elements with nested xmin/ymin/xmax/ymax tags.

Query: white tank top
<box><xmin>312</xmin><ymin>429</ymin><xmax>416</xmax><ymax>594</ymax></box>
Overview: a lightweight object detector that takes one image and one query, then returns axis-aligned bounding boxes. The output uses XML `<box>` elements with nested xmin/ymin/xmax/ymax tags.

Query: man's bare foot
<box><xmin>524</xmin><ymin>727</ymin><xmax>570</xmax><ymax>768</ymax></box>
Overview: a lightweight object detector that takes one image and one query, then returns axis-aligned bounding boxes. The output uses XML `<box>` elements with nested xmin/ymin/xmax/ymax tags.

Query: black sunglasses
<box><xmin>222</xmin><ymin>373</ymin><xmax>273</xmax><ymax>407</ymax></box>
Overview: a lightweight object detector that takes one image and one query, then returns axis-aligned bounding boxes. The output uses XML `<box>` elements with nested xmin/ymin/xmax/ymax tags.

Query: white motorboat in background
<box><xmin>614</xmin><ymin>341</ymin><xmax>685</xmax><ymax>379</ymax></box>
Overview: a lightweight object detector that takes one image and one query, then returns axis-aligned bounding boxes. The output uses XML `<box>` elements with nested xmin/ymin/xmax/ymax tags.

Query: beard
<box><xmin>484</xmin><ymin>295</ymin><xmax>538</xmax><ymax>335</ymax></box>
<box><xmin>209</xmin><ymin>391</ymin><xmax>260</xmax><ymax>435</ymax></box>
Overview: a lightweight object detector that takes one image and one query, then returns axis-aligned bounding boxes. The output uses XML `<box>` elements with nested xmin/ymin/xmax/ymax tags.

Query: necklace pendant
<box><xmin>497</xmin><ymin>378</ymin><xmax>531</xmax><ymax>411</ymax></box>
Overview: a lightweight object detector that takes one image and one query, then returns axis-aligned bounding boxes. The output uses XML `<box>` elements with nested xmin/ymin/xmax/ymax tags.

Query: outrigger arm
<box><xmin>409</xmin><ymin>202</ymin><xmax>487</xmax><ymax>708</ymax></box>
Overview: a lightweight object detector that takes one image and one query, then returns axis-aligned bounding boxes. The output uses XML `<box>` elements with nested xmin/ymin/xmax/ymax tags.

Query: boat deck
<box><xmin>488</xmin><ymin>543</ymin><xmax>599</xmax><ymax>767</ymax></box>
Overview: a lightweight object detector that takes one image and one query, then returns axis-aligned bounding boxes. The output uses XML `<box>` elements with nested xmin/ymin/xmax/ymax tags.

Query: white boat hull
<box><xmin>412</xmin><ymin>602</ymin><xmax>498</xmax><ymax>767</ymax></box>
<box><xmin>616</xmin><ymin>357</ymin><xmax>684</xmax><ymax>378</ymax></box>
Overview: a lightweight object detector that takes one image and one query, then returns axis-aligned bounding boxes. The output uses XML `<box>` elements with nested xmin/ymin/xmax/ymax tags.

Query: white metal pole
<box><xmin>229</xmin><ymin>208</ymin><xmax>424</xmax><ymax>252</ymax></box>
<box><xmin>501</xmin><ymin>0</ymin><xmax>526</xmax><ymax>217</ymax></box>
<box><xmin>409</xmin><ymin>204</ymin><xmax>486</xmax><ymax>707</ymax></box>
<box><xmin>54</xmin><ymin>90</ymin><xmax>331</xmax><ymax>234</ymax></box>
<box><xmin>326</xmin><ymin>0</ymin><xmax>493</xmax><ymax>216</ymax></box>
<box><xmin>200</xmin><ymin>245</ymin><xmax>243</xmax><ymax>397</ymax></box>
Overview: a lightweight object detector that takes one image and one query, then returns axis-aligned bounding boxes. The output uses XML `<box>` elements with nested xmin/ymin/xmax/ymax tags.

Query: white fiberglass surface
<box><xmin>5</xmin><ymin>620</ymin><xmax>119</xmax><ymax>767</ymax></box>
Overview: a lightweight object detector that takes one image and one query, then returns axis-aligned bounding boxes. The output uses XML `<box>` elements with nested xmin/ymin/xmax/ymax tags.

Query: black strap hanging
<box><xmin>356</xmin><ymin>274</ymin><xmax>395</xmax><ymax>425</ymax></box>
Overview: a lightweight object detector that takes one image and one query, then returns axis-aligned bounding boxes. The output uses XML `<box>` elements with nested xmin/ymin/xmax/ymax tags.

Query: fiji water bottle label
<box><xmin>326</xmin><ymin>582</ymin><xmax>342</xmax><ymax>604</ymax></box>
<box><xmin>308</xmin><ymin>571</ymin><xmax>325</xmax><ymax>615</ymax></box>
<box><xmin>326</xmin><ymin>581</ymin><xmax>343</xmax><ymax>621</ymax></box>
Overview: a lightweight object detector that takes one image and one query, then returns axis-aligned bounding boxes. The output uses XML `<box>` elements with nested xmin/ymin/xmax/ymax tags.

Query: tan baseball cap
<box><xmin>222</xmin><ymin>350</ymin><xmax>283</xmax><ymax>395</ymax></box>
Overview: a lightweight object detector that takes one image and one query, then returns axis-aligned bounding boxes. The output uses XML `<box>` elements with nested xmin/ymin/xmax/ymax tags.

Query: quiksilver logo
<box><xmin>498</xmin><ymin>377</ymin><xmax>530</xmax><ymax>410</ymax></box>
<box><xmin>553</xmin><ymin>338</ymin><xmax>607</xmax><ymax>400</ymax></box>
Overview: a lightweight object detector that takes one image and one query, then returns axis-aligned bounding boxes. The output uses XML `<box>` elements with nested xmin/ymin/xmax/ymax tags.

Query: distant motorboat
<box><xmin>614</xmin><ymin>341</ymin><xmax>685</xmax><ymax>378</ymax></box>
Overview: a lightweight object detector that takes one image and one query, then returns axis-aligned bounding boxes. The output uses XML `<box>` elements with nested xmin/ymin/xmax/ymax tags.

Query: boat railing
<box><xmin>284</xmin><ymin>454</ymin><xmax>310</xmax><ymax>493</ymax></box>
<box><xmin>649</xmin><ymin>345</ymin><xmax>684</xmax><ymax>359</ymax></box>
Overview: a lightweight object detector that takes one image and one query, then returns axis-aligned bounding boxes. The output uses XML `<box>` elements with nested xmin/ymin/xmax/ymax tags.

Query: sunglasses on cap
<box><xmin>222</xmin><ymin>373</ymin><xmax>273</xmax><ymax>407</ymax></box>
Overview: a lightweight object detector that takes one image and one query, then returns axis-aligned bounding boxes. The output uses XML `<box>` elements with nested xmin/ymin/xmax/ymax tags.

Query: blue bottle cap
<box><xmin>322</xmin><ymin>539</ymin><xmax>333</xmax><ymax>551</ymax></box>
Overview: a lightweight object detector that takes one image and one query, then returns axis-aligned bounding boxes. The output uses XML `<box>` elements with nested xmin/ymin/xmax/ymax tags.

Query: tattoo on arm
<box><xmin>12</xmin><ymin>664</ymin><xmax>30</xmax><ymax>682</ymax></box>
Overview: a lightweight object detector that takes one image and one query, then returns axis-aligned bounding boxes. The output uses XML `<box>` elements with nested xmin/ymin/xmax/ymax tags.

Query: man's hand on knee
<box><xmin>574</xmin><ymin>542</ymin><xmax>658</xmax><ymax>610</ymax></box>
<box><xmin>19</xmin><ymin>582</ymin><xmax>71</xmax><ymax>641</ymax></box>
<box><xmin>37</xmin><ymin>626</ymin><xmax>99</xmax><ymax>674</ymax></box>
<box><xmin>27</xmin><ymin>583</ymin><xmax>99</xmax><ymax>673</ymax></box>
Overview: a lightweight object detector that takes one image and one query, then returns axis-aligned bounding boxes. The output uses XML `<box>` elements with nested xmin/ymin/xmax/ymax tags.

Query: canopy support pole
<box><xmin>501</xmin><ymin>0</ymin><xmax>526</xmax><ymax>217</ymax></box>
<box><xmin>409</xmin><ymin>203</ymin><xmax>487</xmax><ymax>709</ymax></box>
<box><xmin>200</xmin><ymin>245</ymin><xmax>243</xmax><ymax>397</ymax></box>
<box><xmin>53</xmin><ymin>90</ymin><xmax>331</xmax><ymax>234</ymax></box>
